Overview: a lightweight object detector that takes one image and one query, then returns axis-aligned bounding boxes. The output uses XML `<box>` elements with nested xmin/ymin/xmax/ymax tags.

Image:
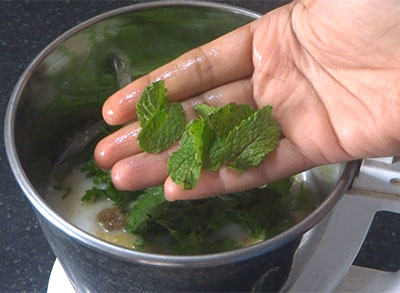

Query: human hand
<box><xmin>95</xmin><ymin>0</ymin><xmax>400</xmax><ymax>200</ymax></box>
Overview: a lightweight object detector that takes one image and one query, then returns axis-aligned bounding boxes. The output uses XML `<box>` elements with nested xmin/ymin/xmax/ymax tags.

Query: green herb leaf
<box><xmin>194</xmin><ymin>104</ymin><xmax>221</xmax><ymax>119</ymax></box>
<box><xmin>136</xmin><ymin>80</ymin><xmax>168</xmax><ymax>125</ymax></box>
<box><xmin>136</xmin><ymin>82</ymin><xmax>185</xmax><ymax>153</ymax></box>
<box><xmin>81</xmin><ymin>187</ymin><xmax>106</xmax><ymax>202</ymax></box>
<box><xmin>205</xmin><ymin>137</ymin><xmax>225</xmax><ymax>171</ymax></box>
<box><xmin>168</xmin><ymin>119</ymin><xmax>214</xmax><ymax>189</ymax></box>
<box><xmin>167</xmin><ymin>130</ymin><xmax>201</xmax><ymax>190</ymax></box>
<box><xmin>126</xmin><ymin>186</ymin><xmax>168</xmax><ymax>234</ymax></box>
<box><xmin>188</xmin><ymin>119</ymin><xmax>215</xmax><ymax>164</ymax></box>
<box><xmin>137</xmin><ymin>102</ymin><xmax>185</xmax><ymax>153</ymax></box>
<box><xmin>205</xmin><ymin>103</ymin><xmax>256</xmax><ymax>137</ymax></box>
<box><xmin>169</xmin><ymin>103</ymin><xmax>280</xmax><ymax>187</ymax></box>
<box><xmin>80</xmin><ymin>161</ymin><xmax>141</xmax><ymax>209</ymax></box>
<box><xmin>223</xmin><ymin>106</ymin><xmax>280</xmax><ymax>171</ymax></box>
<box><xmin>79</xmin><ymin>159</ymin><xmax>310</xmax><ymax>254</ymax></box>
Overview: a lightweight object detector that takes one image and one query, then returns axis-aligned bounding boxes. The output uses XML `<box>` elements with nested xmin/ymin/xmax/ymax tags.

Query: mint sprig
<box><xmin>136</xmin><ymin>82</ymin><xmax>281</xmax><ymax>190</ymax></box>
<box><xmin>170</xmin><ymin>104</ymin><xmax>280</xmax><ymax>189</ymax></box>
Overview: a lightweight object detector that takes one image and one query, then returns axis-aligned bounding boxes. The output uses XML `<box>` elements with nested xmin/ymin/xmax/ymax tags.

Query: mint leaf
<box><xmin>136</xmin><ymin>81</ymin><xmax>168</xmax><ymax>125</ymax></box>
<box><xmin>126</xmin><ymin>186</ymin><xmax>168</xmax><ymax>234</ymax></box>
<box><xmin>206</xmin><ymin>103</ymin><xmax>256</xmax><ymax>137</ymax></box>
<box><xmin>223</xmin><ymin>106</ymin><xmax>280</xmax><ymax>171</ymax></box>
<box><xmin>194</xmin><ymin>104</ymin><xmax>221</xmax><ymax>119</ymax></box>
<box><xmin>136</xmin><ymin>83</ymin><xmax>281</xmax><ymax>188</ymax></box>
<box><xmin>194</xmin><ymin>103</ymin><xmax>257</xmax><ymax>171</ymax></box>
<box><xmin>188</xmin><ymin>119</ymin><xmax>215</xmax><ymax>164</ymax></box>
<box><xmin>137</xmin><ymin>102</ymin><xmax>185</xmax><ymax>153</ymax></box>
<box><xmin>168</xmin><ymin>103</ymin><xmax>280</xmax><ymax>187</ymax></box>
<box><xmin>167</xmin><ymin>125</ymin><xmax>201</xmax><ymax>190</ymax></box>
<box><xmin>168</xmin><ymin>119</ymin><xmax>214</xmax><ymax>189</ymax></box>
<box><xmin>205</xmin><ymin>137</ymin><xmax>225</xmax><ymax>170</ymax></box>
<box><xmin>136</xmin><ymin>81</ymin><xmax>185</xmax><ymax>153</ymax></box>
<box><xmin>168</xmin><ymin>139</ymin><xmax>201</xmax><ymax>190</ymax></box>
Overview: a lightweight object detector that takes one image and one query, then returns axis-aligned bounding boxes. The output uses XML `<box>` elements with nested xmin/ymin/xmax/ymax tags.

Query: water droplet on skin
<box><xmin>205</xmin><ymin>93</ymin><xmax>223</xmax><ymax>103</ymax></box>
<box><xmin>254</xmin><ymin>47</ymin><xmax>262</xmax><ymax>64</ymax></box>
<box><xmin>122</xmin><ymin>91</ymin><xmax>136</xmax><ymax>103</ymax></box>
<box><xmin>162</xmin><ymin>69</ymin><xmax>176</xmax><ymax>80</ymax></box>
<box><xmin>114</xmin><ymin>129</ymin><xmax>139</xmax><ymax>144</ymax></box>
<box><xmin>179</xmin><ymin>58</ymin><xmax>196</xmax><ymax>72</ymax></box>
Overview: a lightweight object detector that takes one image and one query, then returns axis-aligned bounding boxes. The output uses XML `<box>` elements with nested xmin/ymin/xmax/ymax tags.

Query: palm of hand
<box><xmin>251</xmin><ymin>2</ymin><xmax>400</xmax><ymax>168</ymax></box>
<box><xmin>96</xmin><ymin>1</ymin><xmax>400</xmax><ymax>200</ymax></box>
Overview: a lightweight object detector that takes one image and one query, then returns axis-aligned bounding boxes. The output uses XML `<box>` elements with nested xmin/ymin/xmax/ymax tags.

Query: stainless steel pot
<box><xmin>4</xmin><ymin>1</ymin><xmax>359</xmax><ymax>291</ymax></box>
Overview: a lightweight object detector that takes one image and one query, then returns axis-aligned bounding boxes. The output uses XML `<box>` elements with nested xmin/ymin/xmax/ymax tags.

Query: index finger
<box><xmin>103</xmin><ymin>23</ymin><xmax>254</xmax><ymax>125</ymax></box>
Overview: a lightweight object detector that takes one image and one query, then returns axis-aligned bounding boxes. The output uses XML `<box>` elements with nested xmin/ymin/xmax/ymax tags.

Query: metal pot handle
<box><xmin>283</xmin><ymin>158</ymin><xmax>400</xmax><ymax>292</ymax></box>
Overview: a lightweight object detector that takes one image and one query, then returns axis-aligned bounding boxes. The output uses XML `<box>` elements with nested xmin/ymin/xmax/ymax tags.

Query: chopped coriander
<box><xmin>80</xmin><ymin>161</ymin><xmax>142</xmax><ymax>210</ymax></box>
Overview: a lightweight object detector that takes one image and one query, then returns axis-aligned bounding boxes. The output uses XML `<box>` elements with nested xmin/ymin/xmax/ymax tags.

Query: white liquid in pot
<box><xmin>45</xmin><ymin>167</ymin><xmax>138</xmax><ymax>249</ymax></box>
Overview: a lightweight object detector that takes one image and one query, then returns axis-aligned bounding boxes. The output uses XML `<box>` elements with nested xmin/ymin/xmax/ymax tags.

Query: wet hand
<box><xmin>95</xmin><ymin>0</ymin><xmax>400</xmax><ymax>200</ymax></box>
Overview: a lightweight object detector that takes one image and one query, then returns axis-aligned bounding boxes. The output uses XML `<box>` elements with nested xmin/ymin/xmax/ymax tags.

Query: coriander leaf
<box><xmin>170</xmin><ymin>230</ymin><xmax>205</xmax><ymax>254</ymax></box>
<box><xmin>81</xmin><ymin>187</ymin><xmax>106</xmax><ymax>202</ymax></box>
<box><xmin>152</xmin><ymin>197</ymin><xmax>238</xmax><ymax>254</ymax></box>
<box><xmin>136</xmin><ymin>80</ymin><xmax>168</xmax><ymax>125</ymax></box>
<box><xmin>123</xmin><ymin>177</ymin><xmax>306</xmax><ymax>254</ymax></box>
<box><xmin>229</xmin><ymin>183</ymin><xmax>293</xmax><ymax>241</ymax></box>
<box><xmin>81</xmin><ymin>160</ymin><xmax>110</xmax><ymax>182</ymax></box>
<box><xmin>223</xmin><ymin>106</ymin><xmax>280</xmax><ymax>171</ymax></box>
<box><xmin>137</xmin><ymin>102</ymin><xmax>185</xmax><ymax>153</ymax></box>
<box><xmin>126</xmin><ymin>186</ymin><xmax>168</xmax><ymax>234</ymax></box>
<box><xmin>206</xmin><ymin>103</ymin><xmax>256</xmax><ymax>137</ymax></box>
<box><xmin>80</xmin><ymin>160</ymin><xmax>142</xmax><ymax>209</ymax></box>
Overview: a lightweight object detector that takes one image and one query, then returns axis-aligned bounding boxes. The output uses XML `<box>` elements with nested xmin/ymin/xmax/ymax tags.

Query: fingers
<box><xmin>111</xmin><ymin>136</ymin><xmax>314</xmax><ymax>201</ymax></box>
<box><xmin>102</xmin><ymin>24</ymin><xmax>254</xmax><ymax>125</ymax></box>
<box><xmin>95</xmin><ymin>78</ymin><xmax>253</xmax><ymax>170</ymax></box>
<box><xmin>94</xmin><ymin>121</ymin><xmax>141</xmax><ymax>170</ymax></box>
<box><xmin>164</xmin><ymin>138</ymin><xmax>314</xmax><ymax>201</ymax></box>
<box><xmin>111</xmin><ymin>149</ymin><xmax>174</xmax><ymax>191</ymax></box>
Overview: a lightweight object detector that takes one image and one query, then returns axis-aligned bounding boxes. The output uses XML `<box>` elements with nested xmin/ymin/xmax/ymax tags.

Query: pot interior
<box><xmin>14</xmin><ymin>5</ymin><xmax>256</xmax><ymax>190</ymax></box>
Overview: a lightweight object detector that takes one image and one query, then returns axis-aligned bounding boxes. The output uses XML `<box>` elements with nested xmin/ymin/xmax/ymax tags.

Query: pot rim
<box><xmin>4</xmin><ymin>0</ymin><xmax>360</xmax><ymax>267</ymax></box>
